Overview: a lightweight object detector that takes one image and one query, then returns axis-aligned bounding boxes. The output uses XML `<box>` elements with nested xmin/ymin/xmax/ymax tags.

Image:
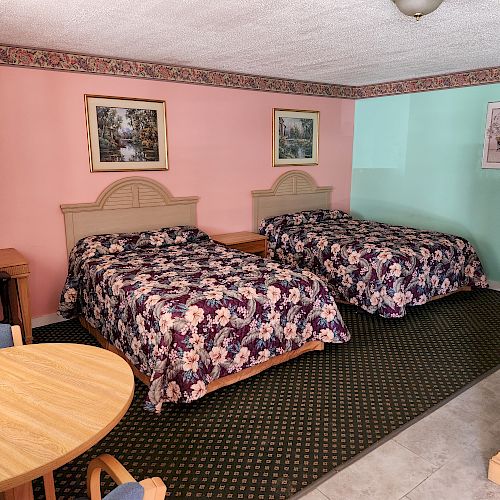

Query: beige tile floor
<box><xmin>296</xmin><ymin>367</ymin><xmax>500</xmax><ymax>500</ymax></box>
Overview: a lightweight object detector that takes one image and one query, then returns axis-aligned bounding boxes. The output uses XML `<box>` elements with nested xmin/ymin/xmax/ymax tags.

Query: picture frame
<box><xmin>273</xmin><ymin>108</ymin><xmax>319</xmax><ymax>167</ymax></box>
<box><xmin>482</xmin><ymin>101</ymin><xmax>500</xmax><ymax>169</ymax></box>
<box><xmin>85</xmin><ymin>95</ymin><xmax>168</xmax><ymax>172</ymax></box>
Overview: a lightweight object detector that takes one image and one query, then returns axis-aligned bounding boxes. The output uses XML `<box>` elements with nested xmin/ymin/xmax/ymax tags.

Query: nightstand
<box><xmin>211</xmin><ymin>231</ymin><xmax>268</xmax><ymax>257</ymax></box>
<box><xmin>0</xmin><ymin>248</ymin><xmax>32</xmax><ymax>344</ymax></box>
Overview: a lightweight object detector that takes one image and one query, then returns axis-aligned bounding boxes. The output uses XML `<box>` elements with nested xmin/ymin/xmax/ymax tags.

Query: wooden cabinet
<box><xmin>211</xmin><ymin>231</ymin><xmax>268</xmax><ymax>257</ymax></box>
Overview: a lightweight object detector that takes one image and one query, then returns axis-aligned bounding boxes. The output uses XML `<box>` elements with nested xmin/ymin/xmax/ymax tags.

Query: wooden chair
<box><xmin>87</xmin><ymin>454</ymin><xmax>166</xmax><ymax>500</ymax></box>
<box><xmin>0</xmin><ymin>324</ymin><xmax>23</xmax><ymax>348</ymax></box>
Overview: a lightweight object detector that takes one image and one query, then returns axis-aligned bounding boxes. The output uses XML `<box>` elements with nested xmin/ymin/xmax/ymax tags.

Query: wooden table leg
<box><xmin>43</xmin><ymin>473</ymin><xmax>56</xmax><ymax>500</ymax></box>
<box><xmin>1</xmin><ymin>481</ymin><xmax>34</xmax><ymax>500</ymax></box>
<box><xmin>16</xmin><ymin>277</ymin><xmax>32</xmax><ymax>344</ymax></box>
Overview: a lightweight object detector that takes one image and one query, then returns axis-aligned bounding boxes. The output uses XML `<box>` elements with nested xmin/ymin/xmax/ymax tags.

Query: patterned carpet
<box><xmin>31</xmin><ymin>289</ymin><xmax>500</xmax><ymax>499</ymax></box>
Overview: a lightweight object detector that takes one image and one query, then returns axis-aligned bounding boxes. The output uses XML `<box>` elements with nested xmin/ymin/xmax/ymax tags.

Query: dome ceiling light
<box><xmin>392</xmin><ymin>0</ymin><xmax>444</xmax><ymax>20</ymax></box>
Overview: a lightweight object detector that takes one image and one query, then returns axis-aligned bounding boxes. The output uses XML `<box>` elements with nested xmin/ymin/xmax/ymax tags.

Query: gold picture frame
<box><xmin>85</xmin><ymin>95</ymin><xmax>168</xmax><ymax>172</ymax></box>
<box><xmin>273</xmin><ymin>108</ymin><xmax>319</xmax><ymax>167</ymax></box>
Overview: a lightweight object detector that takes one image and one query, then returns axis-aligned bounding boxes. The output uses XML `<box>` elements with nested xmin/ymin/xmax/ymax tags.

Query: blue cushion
<box><xmin>0</xmin><ymin>324</ymin><xmax>14</xmax><ymax>348</ymax></box>
<box><xmin>103</xmin><ymin>482</ymin><xmax>144</xmax><ymax>500</ymax></box>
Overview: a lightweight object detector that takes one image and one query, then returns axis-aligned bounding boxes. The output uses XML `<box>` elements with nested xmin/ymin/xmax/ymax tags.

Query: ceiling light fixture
<box><xmin>392</xmin><ymin>0</ymin><xmax>444</xmax><ymax>20</ymax></box>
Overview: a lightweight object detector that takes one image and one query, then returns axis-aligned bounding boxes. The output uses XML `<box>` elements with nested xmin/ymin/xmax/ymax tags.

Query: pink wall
<box><xmin>0</xmin><ymin>66</ymin><xmax>354</xmax><ymax>318</ymax></box>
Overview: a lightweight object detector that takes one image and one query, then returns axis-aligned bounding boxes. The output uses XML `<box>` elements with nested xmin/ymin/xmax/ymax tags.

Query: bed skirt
<box><xmin>79</xmin><ymin>316</ymin><xmax>324</xmax><ymax>394</ymax></box>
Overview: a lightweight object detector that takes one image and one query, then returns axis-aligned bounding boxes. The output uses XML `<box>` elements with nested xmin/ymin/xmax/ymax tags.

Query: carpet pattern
<box><xmin>31</xmin><ymin>289</ymin><xmax>500</xmax><ymax>499</ymax></box>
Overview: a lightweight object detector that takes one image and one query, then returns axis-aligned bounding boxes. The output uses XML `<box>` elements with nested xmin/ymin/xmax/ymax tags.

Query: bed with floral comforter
<box><xmin>59</xmin><ymin>226</ymin><xmax>350</xmax><ymax>411</ymax></box>
<box><xmin>259</xmin><ymin>210</ymin><xmax>488</xmax><ymax>319</ymax></box>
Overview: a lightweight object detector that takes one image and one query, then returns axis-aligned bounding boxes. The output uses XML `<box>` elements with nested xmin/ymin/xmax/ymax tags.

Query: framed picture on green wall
<box><xmin>482</xmin><ymin>102</ymin><xmax>500</xmax><ymax>169</ymax></box>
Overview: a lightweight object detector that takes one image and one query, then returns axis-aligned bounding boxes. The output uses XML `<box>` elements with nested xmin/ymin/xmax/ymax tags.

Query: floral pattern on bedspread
<box><xmin>260</xmin><ymin>211</ymin><xmax>488</xmax><ymax>318</ymax></box>
<box><xmin>59</xmin><ymin>232</ymin><xmax>350</xmax><ymax>410</ymax></box>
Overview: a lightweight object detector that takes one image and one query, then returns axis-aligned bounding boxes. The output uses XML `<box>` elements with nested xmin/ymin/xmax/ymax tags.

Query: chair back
<box><xmin>88</xmin><ymin>454</ymin><xmax>166</xmax><ymax>500</ymax></box>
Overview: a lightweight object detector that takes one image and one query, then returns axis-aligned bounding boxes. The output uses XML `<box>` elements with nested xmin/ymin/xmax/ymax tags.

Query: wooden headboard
<box><xmin>61</xmin><ymin>177</ymin><xmax>199</xmax><ymax>254</ymax></box>
<box><xmin>251</xmin><ymin>170</ymin><xmax>333</xmax><ymax>231</ymax></box>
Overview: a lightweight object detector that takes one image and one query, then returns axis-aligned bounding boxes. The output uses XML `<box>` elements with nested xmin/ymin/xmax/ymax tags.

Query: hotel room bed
<box><xmin>253</xmin><ymin>171</ymin><xmax>488</xmax><ymax>318</ymax></box>
<box><xmin>59</xmin><ymin>178</ymin><xmax>350</xmax><ymax>412</ymax></box>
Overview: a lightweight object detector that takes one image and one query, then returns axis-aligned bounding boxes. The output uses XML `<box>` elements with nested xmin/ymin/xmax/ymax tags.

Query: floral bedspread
<box><xmin>59</xmin><ymin>227</ymin><xmax>350</xmax><ymax>410</ymax></box>
<box><xmin>260</xmin><ymin>210</ymin><xmax>488</xmax><ymax>318</ymax></box>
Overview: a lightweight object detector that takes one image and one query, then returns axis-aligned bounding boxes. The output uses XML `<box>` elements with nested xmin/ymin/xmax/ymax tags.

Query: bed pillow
<box><xmin>317</xmin><ymin>209</ymin><xmax>351</xmax><ymax>221</ymax></box>
<box><xmin>66</xmin><ymin>233</ymin><xmax>141</xmax><ymax>292</ymax></box>
<box><xmin>136</xmin><ymin>226</ymin><xmax>210</xmax><ymax>248</ymax></box>
<box><xmin>73</xmin><ymin>233</ymin><xmax>141</xmax><ymax>259</ymax></box>
<box><xmin>260</xmin><ymin>209</ymin><xmax>351</xmax><ymax>233</ymax></box>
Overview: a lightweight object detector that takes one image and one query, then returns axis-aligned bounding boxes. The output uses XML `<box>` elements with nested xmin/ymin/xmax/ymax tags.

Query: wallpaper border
<box><xmin>354</xmin><ymin>67</ymin><xmax>500</xmax><ymax>98</ymax></box>
<box><xmin>0</xmin><ymin>45</ymin><xmax>355</xmax><ymax>98</ymax></box>
<box><xmin>1</xmin><ymin>44</ymin><xmax>500</xmax><ymax>99</ymax></box>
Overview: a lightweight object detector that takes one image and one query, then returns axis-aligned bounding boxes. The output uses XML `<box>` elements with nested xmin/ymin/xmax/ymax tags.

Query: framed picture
<box><xmin>482</xmin><ymin>102</ymin><xmax>500</xmax><ymax>169</ymax></box>
<box><xmin>273</xmin><ymin>109</ymin><xmax>319</xmax><ymax>166</ymax></box>
<box><xmin>85</xmin><ymin>95</ymin><xmax>168</xmax><ymax>172</ymax></box>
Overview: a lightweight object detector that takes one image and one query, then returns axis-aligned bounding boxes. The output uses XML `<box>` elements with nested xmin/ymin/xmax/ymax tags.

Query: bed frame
<box><xmin>61</xmin><ymin>176</ymin><xmax>324</xmax><ymax>394</ymax></box>
<box><xmin>251</xmin><ymin>170</ymin><xmax>470</xmax><ymax>301</ymax></box>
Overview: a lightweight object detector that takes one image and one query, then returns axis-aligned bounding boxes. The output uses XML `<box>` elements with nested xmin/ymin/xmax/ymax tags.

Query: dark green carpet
<box><xmin>31</xmin><ymin>289</ymin><xmax>500</xmax><ymax>499</ymax></box>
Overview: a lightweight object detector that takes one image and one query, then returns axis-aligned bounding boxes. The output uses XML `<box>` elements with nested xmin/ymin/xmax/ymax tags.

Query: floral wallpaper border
<box><xmin>1</xmin><ymin>44</ymin><xmax>500</xmax><ymax>99</ymax></box>
<box><xmin>354</xmin><ymin>67</ymin><xmax>500</xmax><ymax>99</ymax></box>
<box><xmin>0</xmin><ymin>45</ymin><xmax>355</xmax><ymax>99</ymax></box>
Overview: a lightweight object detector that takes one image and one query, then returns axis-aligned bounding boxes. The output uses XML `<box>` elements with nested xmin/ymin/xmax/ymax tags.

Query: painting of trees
<box><xmin>96</xmin><ymin>106</ymin><xmax>160</xmax><ymax>162</ymax></box>
<box><xmin>274</xmin><ymin>110</ymin><xmax>318</xmax><ymax>166</ymax></box>
<box><xmin>278</xmin><ymin>117</ymin><xmax>314</xmax><ymax>159</ymax></box>
<box><xmin>87</xmin><ymin>96</ymin><xmax>167</xmax><ymax>171</ymax></box>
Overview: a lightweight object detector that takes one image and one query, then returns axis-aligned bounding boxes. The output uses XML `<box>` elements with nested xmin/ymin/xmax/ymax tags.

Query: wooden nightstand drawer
<box><xmin>211</xmin><ymin>232</ymin><xmax>268</xmax><ymax>257</ymax></box>
<box><xmin>231</xmin><ymin>240</ymin><xmax>266</xmax><ymax>255</ymax></box>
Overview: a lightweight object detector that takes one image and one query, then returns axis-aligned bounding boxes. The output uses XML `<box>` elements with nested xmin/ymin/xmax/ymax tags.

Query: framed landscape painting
<box><xmin>273</xmin><ymin>109</ymin><xmax>319</xmax><ymax>166</ymax></box>
<box><xmin>85</xmin><ymin>95</ymin><xmax>168</xmax><ymax>172</ymax></box>
<box><xmin>482</xmin><ymin>101</ymin><xmax>500</xmax><ymax>169</ymax></box>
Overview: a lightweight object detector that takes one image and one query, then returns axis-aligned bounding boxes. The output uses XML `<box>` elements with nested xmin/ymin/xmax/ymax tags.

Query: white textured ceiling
<box><xmin>0</xmin><ymin>0</ymin><xmax>499</xmax><ymax>86</ymax></box>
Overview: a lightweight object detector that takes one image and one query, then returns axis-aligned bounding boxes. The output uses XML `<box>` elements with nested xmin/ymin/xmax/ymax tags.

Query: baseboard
<box><xmin>32</xmin><ymin>313</ymin><xmax>67</xmax><ymax>328</ymax></box>
<box><xmin>489</xmin><ymin>281</ymin><xmax>500</xmax><ymax>291</ymax></box>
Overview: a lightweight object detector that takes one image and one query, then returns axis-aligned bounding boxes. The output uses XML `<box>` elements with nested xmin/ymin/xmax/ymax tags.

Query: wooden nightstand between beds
<box><xmin>0</xmin><ymin>248</ymin><xmax>32</xmax><ymax>344</ymax></box>
<box><xmin>211</xmin><ymin>231</ymin><xmax>268</xmax><ymax>257</ymax></box>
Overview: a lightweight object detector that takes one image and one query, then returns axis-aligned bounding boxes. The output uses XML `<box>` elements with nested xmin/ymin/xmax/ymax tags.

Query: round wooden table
<box><xmin>0</xmin><ymin>343</ymin><xmax>134</xmax><ymax>500</ymax></box>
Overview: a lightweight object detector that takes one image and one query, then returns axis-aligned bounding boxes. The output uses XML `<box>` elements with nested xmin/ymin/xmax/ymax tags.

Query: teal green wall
<box><xmin>351</xmin><ymin>84</ymin><xmax>500</xmax><ymax>281</ymax></box>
